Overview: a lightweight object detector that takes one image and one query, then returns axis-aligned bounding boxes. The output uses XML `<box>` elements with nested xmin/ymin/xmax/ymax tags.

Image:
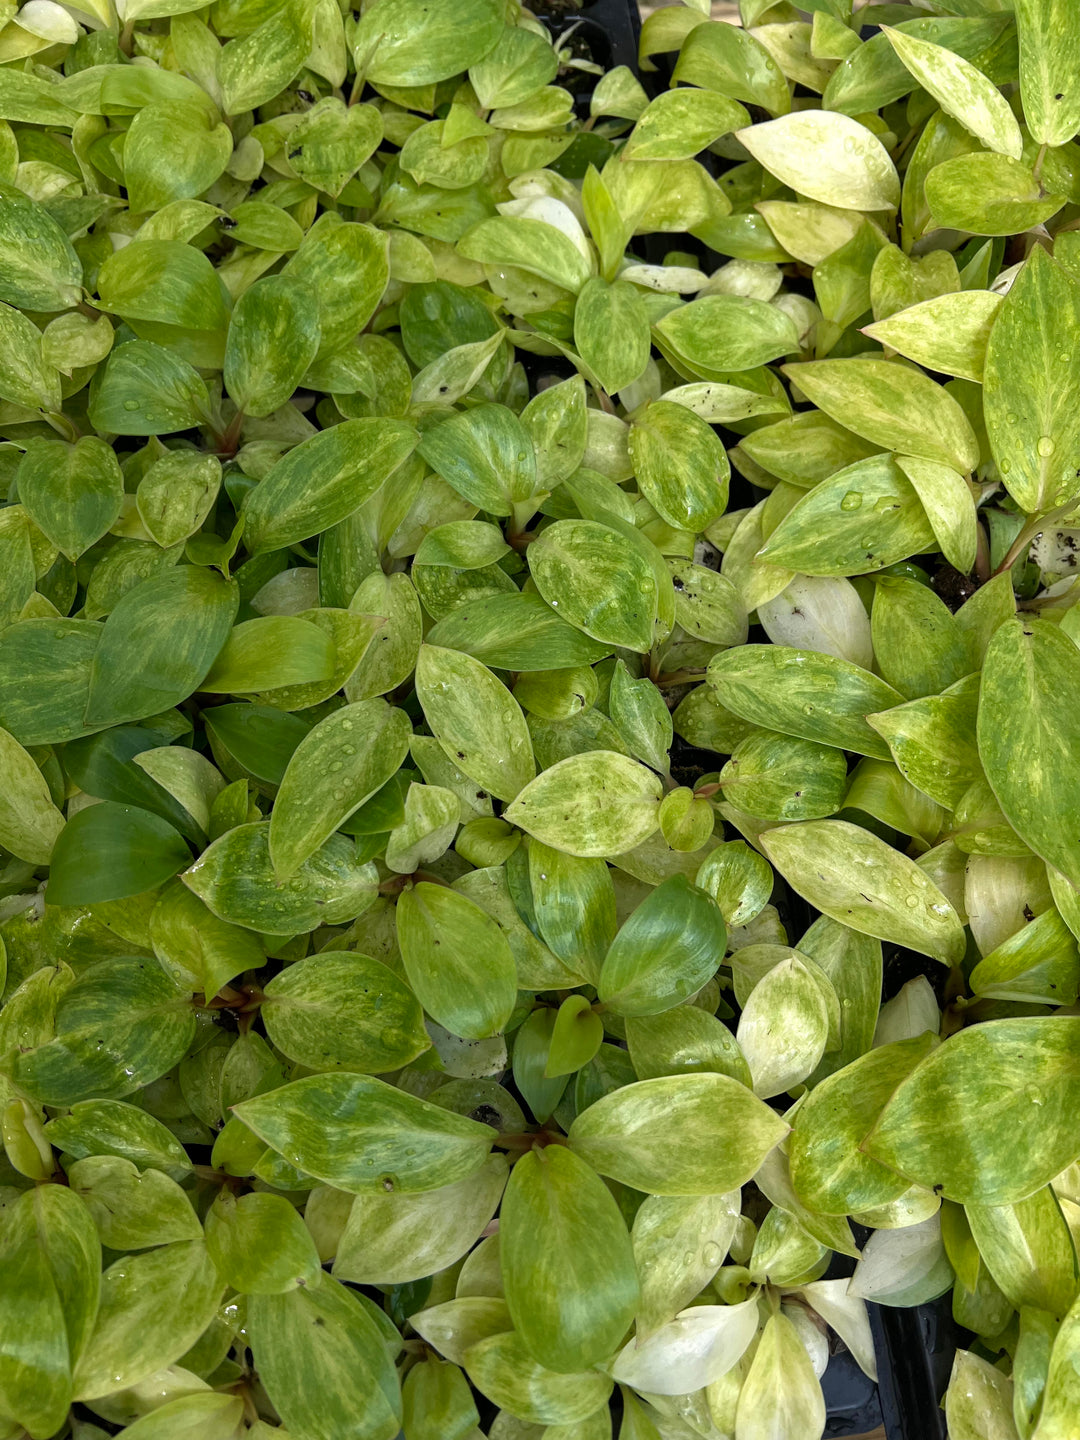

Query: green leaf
<box><xmin>0</xmin><ymin>302</ymin><xmax>60</xmax><ymax>414</ymax></box>
<box><xmin>598</xmin><ymin>874</ymin><xmax>725</xmax><ymax>1017</ymax></box>
<box><xmin>882</xmin><ymin>28</ymin><xmax>1022</xmax><ymax>158</ymax></box>
<box><xmin>206</xmin><ymin>1191</ymin><xmax>322</xmax><ymax>1294</ymax></box>
<box><xmin>782</xmin><ymin>359</ymin><xmax>979</xmax><ymax>473</ymax></box>
<box><xmin>868</xmin><ymin>673</ymin><xmax>982</xmax><ymax>811</ymax></box>
<box><xmin>735</xmin><ymin>1311</ymin><xmax>826</xmax><ymax>1440</ymax></box>
<box><xmin>978</xmin><ymin>618</ymin><xmax>1080</xmax><ymax>890</ymax></box>
<box><xmin>608</xmin><ymin>660</ymin><xmax>673</xmax><ymax>775</ymax></box>
<box><xmin>708</xmin><ymin>644</ymin><xmax>902</xmax><ymax>759</ymax></box>
<box><xmin>69</xmin><ymin>1155</ymin><xmax>201</xmax><ymax>1250</ymax></box>
<box><xmin>673</xmin><ymin>20</ymin><xmax>791</xmax><ymax>115</ymax></box>
<box><xmin>262</xmin><ymin>950</ymin><xmax>430</xmax><ymax>1073</ymax></box>
<box><xmin>568</xmin><ymin>1074</ymin><xmax>789</xmax><ymax>1195</ymax></box>
<box><xmin>0</xmin><ymin>1228</ymin><xmax>71</xmax><ymax>1437</ymax></box>
<box><xmin>0</xmin><ymin>186</ymin><xmax>82</xmax><ymax>311</ymax></box>
<box><xmin>574</xmin><ymin>278</ymin><xmax>651</xmax><ymax>396</ymax></box>
<box><xmin>415</xmin><ymin>645</ymin><xmax>534</xmax><ymax>804</ymax></box>
<box><xmin>654</xmin><ymin>294</ymin><xmax>799</xmax><ymax>375</ymax></box>
<box><xmin>417</xmin><ymin>404</ymin><xmax>537</xmax><ymax>517</ymax></box>
<box><xmin>14</xmin><ymin>956</ymin><xmax>196</xmax><ymax>1106</ymax></box>
<box><xmin>243</xmin><ymin>418</ymin><xmax>417</xmax><ymax>554</ymax></box>
<box><xmin>501</xmin><ymin>1145</ymin><xmax>639</xmax><ymax>1372</ymax></box>
<box><xmin>97</xmin><ymin>240</ymin><xmax>228</xmax><ymax>337</ymax></box>
<box><xmin>758</xmin><ymin>454</ymin><xmax>940</xmax><ymax>574</ymax></box>
<box><xmin>969</xmin><ymin>907</ymin><xmax>1080</xmax><ymax>1006</ymax></box>
<box><xmin>1015</xmin><ymin>0</ymin><xmax>1080</xmax><ymax>147</ymax></box>
<box><xmin>945</xmin><ymin>1350</ymin><xmax>1021</xmax><ymax>1440</ymax></box>
<box><xmin>396</xmin><ymin>882</ymin><xmax>517</xmax><ymax>1040</ymax></box>
<box><xmin>720</xmin><ymin>730</ymin><xmax>848</xmax><ymax>821</ymax></box>
<box><xmin>0</xmin><ymin>724</ymin><xmax>63</xmax><ymax>865</ymax></box>
<box><xmin>624</xmin><ymin>88</ymin><xmax>749</xmax><ymax>161</ymax></box>
<box><xmin>136</xmin><ymin>450</ymin><xmax>221</xmax><ymax>550</ymax></box>
<box><xmin>925</xmin><ymin>152</ymin><xmax>1063</xmax><ymax>237</ymax></box>
<box><xmin>529</xmin><ymin>840</ymin><xmax>616</xmax><ymax>985</ymax></box>
<box><xmin>870</xmin><ymin>576</ymin><xmax>971</xmax><ymax>700</ymax></box>
<box><xmin>862</xmin><ymin>289</ymin><xmax>999</xmax><ymax>385</ymax></box>
<box><xmin>737</xmin><ymin>111</ymin><xmax>900</xmax><ymax>211</ymax></box>
<box><xmin>545</xmin><ymin>995</ymin><xmax>604</xmax><ymax>1079</ymax></box>
<box><xmin>224</xmin><ymin>274</ymin><xmax>322</xmax><ymax>420</ymax></box>
<box><xmin>463</xmin><ymin>1331</ymin><xmax>613</xmax><ymax>1426</ymax></box>
<box><xmin>84</xmin><ymin>566</ymin><xmax>238</xmax><ymax>727</ymax></box>
<box><xmin>983</xmin><ymin>247</ymin><xmax>1080</xmax><ymax>514</ymax></box>
<box><xmin>200</xmin><ymin>616</ymin><xmax>336</xmax><ymax>695</ymax></box>
<box><xmin>629</xmin><ymin>399</ymin><xmax>730</xmax><ymax>533</ymax></box>
<box><xmin>183</xmin><ymin>821</ymin><xmax>377</xmax><ymax>933</ymax></box>
<box><xmin>737</xmin><ymin>955</ymin><xmax>832</xmax><ymax>1098</ymax></box>
<box><xmin>46</xmin><ymin>802</ymin><xmax>190</xmax><ymax>907</ymax></box>
<box><xmin>966</xmin><ymin>1186</ymin><xmax>1078</xmax><ymax>1316</ymax></box>
<box><xmin>505</xmin><ymin>751</ymin><xmax>663</xmax><ymax>858</ymax></box>
<box><xmin>867</xmin><ymin>1017</ymin><xmax>1080</xmax><ymax>1204</ymax></box>
<box><xmin>426</xmin><ymin>592</ymin><xmax>611</xmax><ymax>672</ymax></box>
<box><xmin>123</xmin><ymin>98</ymin><xmax>232</xmax><ymax>214</ymax></box>
<box><xmin>233</xmin><ymin>1073</ymin><xmax>496</xmax><ymax>1194</ymax></box>
<box><xmin>356</xmin><ymin>0</ymin><xmax>504</xmax><ymax>85</ymax></box>
<box><xmin>1026</xmin><ymin>1294</ymin><xmax>1080</xmax><ymax>1440</ymax></box>
<box><xmin>528</xmin><ymin>519</ymin><xmax>660</xmax><ymax>655</ymax></box>
<box><xmin>334</xmin><ymin>1152</ymin><xmax>508</xmax><ymax>1286</ymax></box>
<box><xmin>269</xmin><ymin>699</ymin><xmax>411</xmax><ymax>879</ymax></box>
<box><xmin>150</xmin><ymin>881</ymin><xmax>265</xmax><ymax>999</ymax></box>
<box><xmin>279</xmin><ymin>217</ymin><xmax>386</xmax><ymax>353</ymax></box>
<box><xmin>217</xmin><ymin>1</ymin><xmax>316</xmax><ymax>116</ymax></box>
<box><xmin>894</xmin><ymin>455</ymin><xmax>978</xmax><ymax>575</ymax></box>
<box><xmin>762</xmin><ymin>820</ymin><xmax>966</xmax><ymax>964</ymax></box>
<box><xmin>43</xmin><ymin>1098</ymin><xmax>191</xmax><ymax>1179</ymax></box>
<box><xmin>789</xmin><ymin>1033</ymin><xmax>937</xmax><ymax>1215</ymax></box>
<box><xmin>72</xmin><ymin>1238</ymin><xmax>223</xmax><ymax>1400</ymax></box>
<box><xmin>248</xmin><ymin>1273</ymin><xmax>402</xmax><ymax>1440</ymax></box>
<box><xmin>457</xmin><ymin>216</ymin><xmax>592</xmax><ymax>295</ymax></box>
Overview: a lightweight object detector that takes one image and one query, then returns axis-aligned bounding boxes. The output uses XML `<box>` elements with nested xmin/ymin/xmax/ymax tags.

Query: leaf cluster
<box><xmin>3</xmin><ymin>0</ymin><xmax>1080</xmax><ymax>1438</ymax></box>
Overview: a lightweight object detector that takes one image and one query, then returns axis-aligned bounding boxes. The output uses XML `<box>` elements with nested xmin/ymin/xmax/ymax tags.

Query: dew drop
<box><xmin>702</xmin><ymin>1241</ymin><xmax>724</xmax><ymax>1266</ymax></box>
<box><xmin>122</xmin><ymin>399</ymin><xmax>140</xmax><ymax>411</ymax></box>
<box><xmin>329</xmin><ymin>761</ymin><xmax>343</xmax><ymax>772</ymax></box>
<box><xmin>839</xmin><ymin>490</ymin><xmax>863</xmax><ymax>512</ymax></box>
<box><xmin>1000</xmin><ymin>459</ymin><xmax>1011</xmax><ymax>475</ymax></box>
<box><xmin>904</xmin><ymin>894</ymin><xmax>919</xmax><ymax>910</ymax></box>
<box><xmin>342</xmin><ymin>744</ymin><xmax>355</xmax><ymax>755</ymax></box>
<box><xmin>1026</xmin><ymin>1085</ymin><xmax>1044</xmax><ymax>1107</ymax></box>
<box><xmin>341</xmin><ymin>720</ymin><xmax>353</xmax><ymax>731</ymax></box>
<box><xmin>1038</xmin><ymin>435</ymin><xmax>1056</xmax><ymax>458</ymax></box>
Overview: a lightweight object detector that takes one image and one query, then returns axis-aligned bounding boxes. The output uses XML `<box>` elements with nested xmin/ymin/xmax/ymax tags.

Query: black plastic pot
<box><xmin>547</xmin><ymin>2</ymin><xmax>965</xmax><ymax>1435</ymax></box>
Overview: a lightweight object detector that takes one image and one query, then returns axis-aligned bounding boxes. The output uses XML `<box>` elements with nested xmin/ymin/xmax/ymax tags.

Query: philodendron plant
<box><xmin>5</xmin><ymin>0</ymin><xmax>1080</xmax><ymax>1437</ymax></box>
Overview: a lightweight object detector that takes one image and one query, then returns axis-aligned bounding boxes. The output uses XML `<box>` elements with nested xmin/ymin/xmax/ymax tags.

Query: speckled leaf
<box><xmin>568</xmin><ymin>1074</ymin><xmax>788</xmax><ymax>1195</ymax></box>
<box><xmin>760</xmin><ymin>819</ymin><xmax>966</xmax><ymax>963</ymax></box>
<box><xmin>983</xmin><ymin>247</ymin><xmax>1080</xmax><ymax>515</ymax></box>
<box><xmin>783</xmin><ymin>359</ymin><xmax>979</xmax><ymax>473</ymax></box>
<box><xmin>501</xmin><ymin>1144</ymin><xmax>639</xmax><ymax>1373</ymax></box>
<box><xmin>415</xmin><ymin>645</ymin><xmax>534</xmax><ymax>804</ymax></box>
<box><xmin>183</xmin><ymin>821</ymin><xmax>378</xmax><ymax>933</ymax></box>
<box><xmin>269</xmin><ymin>699</ymin><xmax>412</xmax><ymax>879</ymax></box>
<box><xmin>978</xmin><ymin>618</ymin><xmax>1080</xmax><ymax>891</ymax></box>
<box><xmin>262</xmin><ymin>950</ymin><xmax>429</xmax><ymax>1073</ymax></box>
<box><xmin>396</xmin><ymin>882</ymin><xmax>517</xmax><ymax>1040</ymax></box>
<box><xmin>234</xmin><ymin>1073</ymin><xmax>495</xmax><ymax>1194</ymax></box>
<box><xmin>867</xmin><ymin>1018</ymin><xmax>1080</xmax><ymax>1205</ymax></box>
